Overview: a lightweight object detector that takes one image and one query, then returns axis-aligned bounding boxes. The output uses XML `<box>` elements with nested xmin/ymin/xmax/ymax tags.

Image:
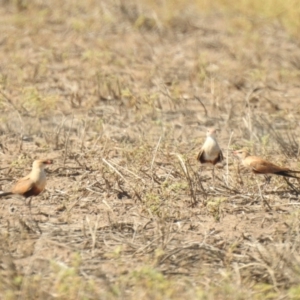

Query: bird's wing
<box><xmin>219</xmin><ymin>150</ymin><xmax>224</xmax><ymax>162</ymax></box>
<box><xmin>247</xmin><ymin>157</ymin><xmax>289</xmax><ymax>174</ymax></box>
<box><xmin>11</xmin><ymin>177</ymin><xmax>34</xmax><ymax>195</ymax></box>
<box><xmin>197</xmin><ymin>148</ymin><xmax>205</xmax><ymax>163</ymax></box>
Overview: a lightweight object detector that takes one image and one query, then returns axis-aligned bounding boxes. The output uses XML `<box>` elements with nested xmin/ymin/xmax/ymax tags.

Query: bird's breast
<box><xmin>203</xmin><ymin>139</ymin><xmax>221</xmax><ymax>157</ymax></box>
<box><xmin>30</xmin><ymin>170</ymin><xmax>46</xmax><ymax>190</ymax></box>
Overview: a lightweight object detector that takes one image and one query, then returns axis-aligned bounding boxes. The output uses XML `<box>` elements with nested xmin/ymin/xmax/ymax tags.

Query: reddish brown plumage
<box><xmin>234</xmin><ymin>149</ymin><xmax>300</xmax><ymax>179</ymax></box>
<box><xmin>10</xmin><ymin>179</ymin><xmax>44</xmax><ymax>198</ymax></box>
<box><xmin>198</xmin><ymin>152</ymin><xmax>223</xmax><ymax>165</ymax></box>
<box><xmin>0</xmin><ymin>159</ymin><xmax>52</xmax><ymax>198</ymax></box>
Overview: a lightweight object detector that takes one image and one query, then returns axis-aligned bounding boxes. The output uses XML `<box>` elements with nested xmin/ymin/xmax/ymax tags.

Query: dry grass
<box><xmin>1</xmin><ymin>0</ymin><xmax>300</xmax><ymax>299</ymax></box>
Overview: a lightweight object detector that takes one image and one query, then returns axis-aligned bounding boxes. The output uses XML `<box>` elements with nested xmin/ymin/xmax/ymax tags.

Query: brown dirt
<box><xmin>1</xmin><ymin>1</ymin><xmax>300</xmax><ymax>299</ymax></box>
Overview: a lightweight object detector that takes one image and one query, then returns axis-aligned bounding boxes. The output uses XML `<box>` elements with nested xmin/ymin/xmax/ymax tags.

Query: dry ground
<box><xmin>1</xmin><ymin>0</ymin><xmax>300</xmax><ymax>299</ymax></box>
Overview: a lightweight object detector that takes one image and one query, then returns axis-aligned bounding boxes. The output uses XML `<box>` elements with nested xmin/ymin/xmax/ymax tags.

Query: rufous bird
<box><xmin>197</xmin><ymin>128</ymin><xmax>223</xmax><ymax>181</ymax></box>
<box><xmin>233</xmin><ymin>148</ymin><xmax>300</xmax><ymax>179</ymax></box>
<box><xmin>0</xmin><ymin>159</ymin><xmax>53</xmax><ymax>199</ymax></box>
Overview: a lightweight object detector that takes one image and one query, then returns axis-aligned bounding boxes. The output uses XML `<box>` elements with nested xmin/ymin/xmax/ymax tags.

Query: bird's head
<box><xmin>233</xmin><ymin>148</ymin><xmax>250</xmax><ymax>159</ymax></box>
<box><xmin>206</xmin><ymin>128</ymin><xmax>219</xmax><ymax>138</ymax></box>
<box><xmin>32</xmin><ymin>159</ymin><xmax>53</xmax><ymax>169</ymax></box>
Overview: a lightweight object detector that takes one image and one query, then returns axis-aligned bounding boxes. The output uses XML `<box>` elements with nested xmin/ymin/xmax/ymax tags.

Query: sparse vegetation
<box><xmin>1</xmin><ymin>0</ymin><xmax>300</xmax><ymax>299</ymax></box>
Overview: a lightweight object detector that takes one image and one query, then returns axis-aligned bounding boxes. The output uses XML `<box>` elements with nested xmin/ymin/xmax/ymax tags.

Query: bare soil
<box><xmin>1</xmin><ymin>1</ymin><xmax>300</xmax><ymax>299</ymax></box>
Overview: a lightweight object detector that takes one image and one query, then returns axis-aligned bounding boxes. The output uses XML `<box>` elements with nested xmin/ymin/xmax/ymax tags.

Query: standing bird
<box><xmin>197</xmin><ymin>128</ymin><xmax>223</xmax><ymax>181</ymax></box>
<box><xmin>233</xmin><ymin>149</ymin><xmax>300</xmax><ymax>179</ymax></box>
<box><xmin>0</xmin><ymin>159</ymin><xmax>53</xmax><ymax>199</ymax></box>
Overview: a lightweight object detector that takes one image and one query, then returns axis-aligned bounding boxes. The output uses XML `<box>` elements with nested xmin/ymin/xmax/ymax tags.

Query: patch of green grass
<box><xmin>142</xmin><ymin>0</ymin><xmax>300</xmax><ymax>36</ymax></box>
<box><xmin>21</xmin><ymin>87</ymin><xmax>58</xmax><ymax>116</ymax></box>
<box><xmin>206</xmin><ymin>197</ymin><xmax>227</xmax><ymax>221</ymax></box>
<box><xmin>289</xmin><ymin>285</ymin><xmax>300</xmax><ymax>300</ymax></box>
<box><xmin>144</xmin><ymin>192</ymin><xmax>161</xmax><ymax>214</ymax></box>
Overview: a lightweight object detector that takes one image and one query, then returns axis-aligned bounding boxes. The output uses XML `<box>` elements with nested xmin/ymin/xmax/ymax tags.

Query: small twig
<box><xmin>256</xmin><ymin>180</ymin><xmax>272</xmax><ymax>210</ymax></box>
<box><xmin>151</xmin><ymin>136</ymin><xmax>162</xmax><ymax>174</ymax></box>
<box><xmin>102</xmin><ymin>158</ymin><xmax>126</xmax><ymax>181</ymax></box>
<box><xmin>226</xmin><ymin>132</ymin><xmax>234</xmax><ymax>186</ymax></box>
<box><xmin>174</xmin><ymin>153</ymin><xmax>197</xmax><ymax>206</ymax></box>
<box><xmin>132</xmin><ymin>235</ymin><xmax>162</xmax><ymax>255</ymax></box>
<box><xmin>54</xmin><ymin>116</ymin><xmax>68</xmax><ymax>149</ymax></box>
<box><xmin>103</xmin><ymin>199</ymin><xmax>113</xmax><ymax>211</ymax></box>
<box><xmin>63</xmin><ymin>115</ymin><xmax>74</xmax><ymax>165</ymax></box>
<box><xmin>85</xmin><ymin>215</ymin><xmax>100</xmax><ymax>255</ymax></box>
<box><xmin>194</xmin><ymin>96</ymin><xmax>208</xmax><ymax>116</ymax></box>
<box><xmin>109</xmin><ymin>160</ymin><xmax>144</xmax><ymax>182</ymax></box>
<box><xmin>80</xmin><ymin>119</ymin><xmax>87</xmax><ymax>151</ymax></box>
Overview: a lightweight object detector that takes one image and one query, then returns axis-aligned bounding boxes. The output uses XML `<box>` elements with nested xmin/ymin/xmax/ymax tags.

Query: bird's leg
<box><xmin>284</xmin><ymin>177</ymin><xmax>299</xmax><ymax>194</ymax></box>
<box><xmin>264</xmin><ymin>175</ymin><xmax>271</xmax><ymax>184</ymax></box>
<box><xmin>259</xmin><ymin>175</ymin><xmax>272</xmax><ymax>191</ymax></box>
<box><xmin>212</xmin><ymin>165</ymin><xmax>215</xmax><ymax>186</ymax></box>
<box><xmin>26</xmin><ymin>197</ymin><xmax>33</xmax><ymax>217</ymax></box>
<box><xmin>199</xmin><ymin>166</ymin><xmax>206</xmax><ymax>181</ymax></box>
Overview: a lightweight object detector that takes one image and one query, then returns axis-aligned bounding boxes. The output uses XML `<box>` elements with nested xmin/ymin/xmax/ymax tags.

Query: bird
<box><xmin>197</xmin><ymin>128</ymin><xmax>223</xmax><ymax>181</ymax></box>
<box><xmin>233</xmin><ymin>148</ymin><xmax>300</xmax><ymax>179</ymax></box>
<box><xmin>0</xmin><ymin>159</ymin><xmax>53</xmax><ymax>199</ymax></box>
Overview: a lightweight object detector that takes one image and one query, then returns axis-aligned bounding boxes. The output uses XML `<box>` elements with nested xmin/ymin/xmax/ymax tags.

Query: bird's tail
<box><xmin>0</xmin><ymin>192</ymin><xmax>13</xmax><ymax>198</ymax></box>
<box><xmin>275</xmin><ymin>171</ymin><xmax>300</xmax><ymax>179</ymax></box>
